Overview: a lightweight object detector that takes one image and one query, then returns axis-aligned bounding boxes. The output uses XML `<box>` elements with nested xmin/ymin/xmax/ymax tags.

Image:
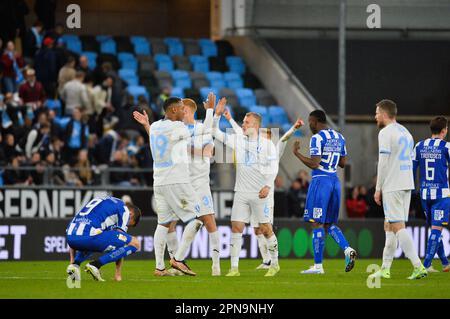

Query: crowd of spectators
<box><xmin>0</xmin><ymin>18</ymin><xmax>156</xmax><ymax>186</ymax></box>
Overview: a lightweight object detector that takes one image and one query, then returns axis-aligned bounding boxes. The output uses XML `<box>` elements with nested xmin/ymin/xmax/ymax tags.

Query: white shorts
<box><xmin>153</xmin><ymin>183</ymin><xmax>200</xmax><ymax>224</ymax></box>
<box><xmin>250</xmin><ymin>193</ymin><xmax>274</xmax><ymax>227</ymax></box>
<box><xmin>232</xmin><ymin>191</ymin><xmax>271</xmax><ymax>225</ymax></box>
<box><xmin>192</xmin><ymin>182</ymin><xmax>215</xmax><ymax>217</ymax></box>
<box><xmin>382</xmin><ymin>190</ymin><xmax>411</xmax><ymax>223</ymax></box>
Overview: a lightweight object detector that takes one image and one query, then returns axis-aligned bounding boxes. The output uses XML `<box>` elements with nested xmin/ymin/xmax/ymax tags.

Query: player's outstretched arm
<box><xmin>292</xmin><ymin>140</ymin><xmax>321</xmax><ymax>169</ymax></box>
<box><xmin>281</xmin><ymin>117</ymin><xmax>304</xmax><ymax>142</ymax></box>
<box><xmin>224</xmin><ymin>108</ymin><xmax>244</xmax><ymax>135</ymax></box>
<box><xmin>133</xmin><ymin>110</ymin><xmax>151</xmax><ymax>135</ymax></box>
<box><xmin>338</xmin><ymin>156</ymin><xmax>347</xmax><ymax>168</ymax></box>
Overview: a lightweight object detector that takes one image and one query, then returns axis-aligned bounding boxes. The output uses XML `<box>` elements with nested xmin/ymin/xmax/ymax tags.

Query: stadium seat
<box><xmin>96</xmin><ymin>35</ymin><xmax>112</xmax><ymax>42</ymax></box>
<box><xmin>134</xmin><ymin>41</ymin><xmax>151</xmax><ymax>55</ymax></box>
<box><xmin>137</xmin><ymin>56</ymin><xmax>156</xmax><ymax>77</ymax></box>
<box><xmin>61</xmin><ymin>34</ymin><xmax>80</xmax><ymax>43</ymax></box>
<box><xmin>205</xmin><ymin>71</ymin><xmax>223</xmax><ymax>82</ymax></box>
<box><xmin>164</xmin><ymin>38</ymin><xmax>184</xmax><ymax>56</ymax></box>
<box><xmin>65</xmin><ymin>40</ymin><xmax>82</xmax><ymax>54</ymax></box>
<box><xmin>154</xmin><ymin>70</ymin><xmax>173</xmax><ymax>89</ymax></box>
<box><xmin>100</xmin><ymin>39</ymin><xmax>117</xmax><ymax>55</ymax></box>
<box><xmin>171</xmin><ymin>87</ymin><xmax>185</xmax><ymax>98</ymax></box>
<box><xmin>45</xmin><ymin>99</ymin><xmax>62</xmax><ymax>116</ymax></box>
<box><xmin>82</xmin><ymin>52</ymin><xmax>98</xmax><ymax>70</ymax></box>
<box><xmin>171</xmin><ymin>70</ymin><xmax>191</xmax><ymax>89</ymax></box>
<box><xmin>154</xmin><ymin>54</ymin><xmax>174</xmax><ymax>71</ymax></box>
<box><xmin>226</xmin><ymin>56</ymin><xmax>245</xmax><ymax>74</ymax></box>
<box><xmin>219</xmin><ymin>88</ymin><xmax>239</xmax><ymax>109</ymax></box>
<box><xmin>173</xmin><ymin>56</ymin><xmax>191</xmax><ymax>71</ymax></box>
<box><xmin>219</xmin><ymin>114</ymin><xmax>232</xmax><ymax>131</ymax></box>
<box><xmin>254</xmin><ymin>88</ymin><xmax>276</xmax><ymax>106</ymax></box>
<box><xmin>198</xmin><ymin>38</ymin><xmax>218</xmax><ymax>57</ymax></box>
<box><xmin>119</xmin><ymin>69</ymin><xmax>136</xmax><ymax>78</ymax></box>
<box><xmin>127</xmin><ymin>85</ymin><xmax>149</xmax><ymax>102</ymax></box>
<box><xmin>235</xmin><ymin>88</ymin><xmax>257</xmax><ymax>109</ymax></box>
<box><xmin>122</xmin><ymin>75</ymin><xmax>139</xmax><ymax>86</ymax></box>
<box><xmin>199</xmin><ymin>87</ymin><xmax>219</xmax><ymax>100</ymax></box>
<box><xmin>189</xmin><ymin>55</ymin><xmax>209</xmax><ymax>72</ymax></box>
<box><xmin>209</xmin><ymin>79</ymin><xmax>226</xmax><ymax>90</ymax></box>
<box><xmin>268</xmin><ymin>106</ymin><xmax>290</xmax><ymax>126</ymax></box>
<box><xmin>192</xmin><ymin>78</ymin><xmax>210</xmax><ymax>90</ymax></box>
<box><xmin>149</xmin><ymin>38</ymin><xmax>168</xmax><ymax>55</ymax></box>
<box><xmin>183</xmin><ymin>39</ymin><xmax>201</xmax><ymax>56</ymax></box>
<box><xmin>224</xmin><ymin>72</ymin><xmax>243</xmax><ymax>89</ymax></box>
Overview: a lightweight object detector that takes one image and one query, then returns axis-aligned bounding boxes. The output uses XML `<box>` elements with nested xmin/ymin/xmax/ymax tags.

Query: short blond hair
<box><xmin>245</xmin><ymin>112</ymin><xmax>262</xmax><ymax>126</ymax></box>
<box><xmin>182</xmin><ymin>98</ymin><xmax>197</xmax><ymax>113</ymax></box>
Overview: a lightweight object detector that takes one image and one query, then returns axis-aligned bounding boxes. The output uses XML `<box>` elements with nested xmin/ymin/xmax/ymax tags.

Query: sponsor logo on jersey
<box><xmin>434</xmin><ymin>210</ymin><xmax>444</xmax><ymax>221</ymax></box>
<box><xmin>313</xmin><ymin>208</ymin><xmax>323</xmax><ymax>219</ymax></box>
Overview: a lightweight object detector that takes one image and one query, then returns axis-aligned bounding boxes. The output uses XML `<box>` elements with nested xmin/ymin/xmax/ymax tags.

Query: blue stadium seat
<box><xmin>268</xmin><ymin>105</ymin><xmax>290</xmax><ymax>126</ymax></box>
<box><xmin>235</xmin><ymin>88</ymin><xmax>256</xmax><ymax>109</ymax></box>
<box><xmin>118</xmin><ymin>52</ymin><xmax>135</xmax><ymax>62</ymax></box>
<box><xmin>82</xmin><ymin>52</ymin><xmax>97</xmax><ymax>70</ymax></box>
<box><xmin>122</xmin><ymin>75</ymin><xmax>139</xmax><ymax>86</ymax></box>
<box><xmin>118</xmin><ymin>69</ymin><xmax>136</xmax><ymax>78</ymax></box>
<box><xmin>171</xmin><ymin>70</ymin><xmax>189</xmax><ymax>80</ymax></box>
<box><xmin>100</xmin><ymin>40</ymin><xmax>116</xmax><ymax>54</ymax></box>
<box><xmin>198</xmin><ymin>39</ymin><xmax>218</xmax><ymax>57</ymax></box>
<box><xmin>171</xmin><ymin>87</ymin><xmax>185</xmax><ymax>98</ymax></box>
<box><xmin>164</xmin><ymin>38</ymin><xmax>184</xmax><ymax>56</ymax></box>
<box><xmin>133</xmin><ymin>41</ymin><xmax>151</xmax><ymax>55</ymax></box>
<box><xmin>226</xmin><ymin>56</ymin><xmax>245</xmax><ymax>74</ymax></box>
<box><xmin>171</xmin><ymin>70</ymin><xmax>191</xmax><ymax>89</ymax></box>
<box><xmin>130</xmin><ymin>36</ymin><xmax>147</xmax><ymax>45</ymax></box>
<box><xmin>127</xmin><ymin>85</ymin><xmax>149</xmax><ymax>102</ymax></box>
<box><xmin>61</xmin><ymin>34</ymin><xmax>80</xmax><ymax>43</ymax></box>
<box><xmin>154</xmin><ymin>54</ymin><xmax>171</xmax><ymax>63</ymax></box>
<box><xmin>224</xmin><ymin>72</ymin><xmax>243</xmax><ymax>89</ymax></box>
<box><xmin>46</xmin><ymin>99</ymin><xmax>62</xmax><ymax>116</ymax></box>
<box><xmin>189</xmin><ymin>55</ymin><xmax>209</xmax><ymax>72</ymax></box>
<box><xmin>121</xmin><ymin>59</ymin><xmax>138</xmax><ymax>71</ymax></box>
<box><xmin>199</xmin><ymin>87</ymin><xmax>219</xmax><ymax>100</ymax></box>
<box><xmin>66</xmin><ymin>40</ymin><xmax>82</xmax><ymax>54</ymax></box>
<box><xmin>96</xmin><ymin>35</ymin><xmax>112</xmax><ymax>42</ymax></box>
<box><xmin>209</xmin><ymin>79</ymin><xmax>226</xmax><ymax>90</ymax></box>
<box><xmin>205</xmin><ymin>71</ymin><xmax>223</xmax><ymax>81</ymax></box>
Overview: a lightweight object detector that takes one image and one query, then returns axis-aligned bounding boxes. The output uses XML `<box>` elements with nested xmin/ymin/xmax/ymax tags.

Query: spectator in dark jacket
<box><xmin>19</xmin><ymin>68</ymin><xmax>46</xmax><ymax>109</ymax></box>
<box><xmin>34</xmin><ymin>37</ymin><xmax>58</xmax><ymax>97</ymax></box>
<box><xmin>17</xmin><ymin>121</ymin><xmax>50</xmax><ymax>159</ymax></box>
<box><xmin>23</xmin><ymin>21</ymin><xmax>43</xmax><ymax>59</ymax></box>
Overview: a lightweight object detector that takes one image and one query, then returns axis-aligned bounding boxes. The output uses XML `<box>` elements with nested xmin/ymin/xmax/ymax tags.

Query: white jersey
<box><xmin>186</xmin><ymin>121</ymin><xmax>213</xmax><ymax>188</ymax></box>
<box><xmin>149</xmin><ymin>119</ymin><xmax>191</xmax><ymax>186</ymax></box>
<box><xmin>376</xmin><ymin>122</ymin><xmax>415</xmax><ymax>193</ymax></box>
<box><xmin>214</xmin><ymin>116</ymin><xmax>278</xmax><ymax>192</ymax></box>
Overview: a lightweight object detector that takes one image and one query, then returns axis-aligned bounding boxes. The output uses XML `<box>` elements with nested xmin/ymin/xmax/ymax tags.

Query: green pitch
<box><xmin>0</xmin><ymin>259</ymin><xmax>449</xmax><ymax>299</ymax></box>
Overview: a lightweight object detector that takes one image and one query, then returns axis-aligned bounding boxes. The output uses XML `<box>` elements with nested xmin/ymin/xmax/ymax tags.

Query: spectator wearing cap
<box><xmin>1</xmin><ymin>41</ymin><xmax>25</xmax><ymax>93</ymax></box>
<box><xmin>57</xmin><ymin>55</ymin><xmax>76</xmax><ymax>96</ymax></box>
<box><xmin>61</xmin><ymin>71</ymin><xmax>89</xmax><ymax>115</ymax></box>
<box><xmin>19</xmin><ymin>68</ymin><xmax>46</xmax><ymax>110</ymax></box>
<box><xmin>34</xmin><ymin>36</ymin><xmax>58</xmax><ymax>97</ymax></box>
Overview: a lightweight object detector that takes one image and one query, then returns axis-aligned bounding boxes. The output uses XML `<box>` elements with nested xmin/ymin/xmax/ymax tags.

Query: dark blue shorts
<box><xmin>67</xmin><ymin>230</ymin><xmax>132</xmax><ymax>253</ymax></box>
<box><xmin>303</xmin><ymin>175</ymin><xmax>341</xmax><ymax>224</ymax></box>
<box><xmin>421</xmin><ymin>197</ymin><xmax>450</xmax><ymax>227</ymax></box>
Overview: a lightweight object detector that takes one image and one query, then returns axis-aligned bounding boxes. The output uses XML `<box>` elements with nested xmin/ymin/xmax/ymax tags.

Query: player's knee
<box><xmin>129</xmin><ymin>237</ymin><xmax>141</xmax><ymax>250</ymax></box>
<box><xmin>200</xmin><ymin>214</ymin><xmax>217</xmax><ymax>232</ymax></box>
<box><xmin>259</xmin><ymin>223</ymin><xmax>273</xmax><ymax>236</ymax></box>
<box><xmin>168</xmin><ymin>221</ymin><xmax>178</xmax><ymax>232</ymax></box>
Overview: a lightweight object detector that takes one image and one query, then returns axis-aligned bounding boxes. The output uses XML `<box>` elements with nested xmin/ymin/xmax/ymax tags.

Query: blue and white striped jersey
<box><xmin>413</xmin><ymin>138</ymin><xmax>450</xmax><ymax>200</ymax></box>
<box><xmin>66</xmin><ymin>196</ymin><xmax>130</xmax><ymax>236</ymax></box>
<box><xmin>309</xmin><ymin>128</ymin><xmax>347</xmax><ymax>176</ymax></box>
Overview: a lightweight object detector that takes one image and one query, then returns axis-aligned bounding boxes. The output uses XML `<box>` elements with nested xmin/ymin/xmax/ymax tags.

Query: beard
<box><xmin>376</xmin><ymin>121</ymin><xmax>385</xmax><ymax>129</ymax></box>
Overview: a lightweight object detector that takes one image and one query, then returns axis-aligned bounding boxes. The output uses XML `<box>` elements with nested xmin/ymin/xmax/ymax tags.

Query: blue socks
<box><xmin>312</xmin><ymin>228</ymin><xmax>325</xmax><ymax>264</ymax></box>
<box><xmin>97</xmin><ymin>245</ymin><xmax>138</xmax><ymax>267</ymax></box>
<box><xmin>424</xmin><ymin>229</ymin><xmax>442</xmax><ymax>268</ymax></box>
<box><xmin>437</xmin><ymin>236</ymin><xmax>449</xmax><ymax>266</ymax></box>
<box><xmin>328</xmin><ymin>225</ymin><xmax>350</xmax><ymax>251</ymax></box>
<box><xmin>74</xmin><ymin>251</ymin><xmax>93</xmax><ymax>265</ymax></box>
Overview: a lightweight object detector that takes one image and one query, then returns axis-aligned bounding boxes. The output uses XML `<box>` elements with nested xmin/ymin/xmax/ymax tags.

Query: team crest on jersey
<box><xmin>118</xmin><ymin>234</ymin><xmax>128</xmax><ymax>242</ymax></box>
<box><xmin>264</xmin><ymin>204</ymin><xmax>269</xmax><ymax>216</ymax></box>
<box><xmin>202</xmin><ymin>196</ymin><xmax>210</xmax><ymax>207</ymax></box>
<box><xmin>181</xmin><ymin>199</ymin><xmax>188</xmax><ymax>209</ymax></box>
<box><xmin>434</xmin><ymin>210</ymin><xmax>444</xmax><ymax>221</ymax></box>
<box><xmin>313</xmin><ymin>208</ymin><xmax>323</xmax><ymax>219</ymax></box>
<box><xmin>195</xmin><ymin>204</ymin><xmax>201</xmax><ymax>213</ymax></box>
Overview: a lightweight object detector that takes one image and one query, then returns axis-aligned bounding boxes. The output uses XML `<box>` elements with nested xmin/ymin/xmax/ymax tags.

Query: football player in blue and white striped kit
<box><xmin>413</xmin><ymin>116</ymin><xmax>450</xmax><ymax>273</ymax></box>
<box><xmin>66</xmin><ymin>196</ymin><xmax>142</xmax><ymax>282</ymax></box>
<box><xmin>293</xmin><ymin>110</ymin><xmax>357</xmax><ymax>274</ymax></box>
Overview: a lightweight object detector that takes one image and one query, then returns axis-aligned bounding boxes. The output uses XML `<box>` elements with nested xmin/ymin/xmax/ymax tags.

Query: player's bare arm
<box><xmin>214</xmin><ymin>97</ymin><xmax>227</xmax><ymax>116</ymax></box>
<box><xmin>293</xmin><ymin>140</ymin><xmax>321</xmax><ymax>169</ymax></box>
<box><xmin>203</xmin><ymin>91</ymin><xmax>216</xmax><ymax>110</ymax></box>
<box><xmin>338</xmin><ymin>156</ymin><xmax>346</xmax><ymax>168</ymax></box>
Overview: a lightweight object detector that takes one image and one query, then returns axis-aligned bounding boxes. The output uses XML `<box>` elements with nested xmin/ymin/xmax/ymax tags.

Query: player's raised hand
<box><xmin>374</xmin><ymin>190</ymin><xmax>382</xmax><ymax>206</ymax></box>
<box><xmin>259</xmin><ymin>185</ymin><xmax>270</xmax><ymax>199</ymax></box>
<box><xmin>203</xmin><ymin>92</ymin><xmax>216</xmax><ymax>110</ymax></box>
<box><xmin>223</xmin><ymin>108</ymin><xmax>232</xmax><ymax>121</ymax></box>
<box><xmin>133</xmin><ymin>110</ymin><xmax>149</xmax><ymax>126</ymax></box>
<box><xmin>293</xmin><ymin>140</ymin><xmax>301</xmax><ymax>154</ymax></box>
<box><xmin>215</xmin><ymin>97</ymin><xmax>227</xmax><ymax>116</ymax></box>
<box><xmin>294</xmin><ymin>117</ymin><xmax>304</xmax><ymax>129</ymax></box>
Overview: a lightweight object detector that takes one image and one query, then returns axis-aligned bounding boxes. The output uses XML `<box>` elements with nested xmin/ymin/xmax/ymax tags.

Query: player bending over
<box><xmin>223</xmin><ymin>107</ymin><xmax>304</xmax><ymax>270</ymax></box>
<box><xmin>133</xmin><ymin>97</ymin><xmax>205</xmax><ymax>276</ymax></box>
<box><xmin>214</xmin><ymin>98</ymin><xmax>280</xmax><ymax>277</ymax></box>
<box><xmin>66</xmin><ymin>196</ymin><xmax>142</xmax><ymax>282</ymax></box>
<box><xmin>412</xmin><ymin>116</ymin><xmax>450</xmax><ymax>273</ymax></box>
<box><xmin>369</xmin><ymin>99</ymin><xmax>427</xmax><ymax>280</ymax></box>
<box><xmin>293</xmin><ymin>110</ymin><xmax>357</xmax><ymax>274</ymax></box>
<box><xmin>164</xmin><ymin>93</ymin><xmax>221</xmax><ymax>276</ymax></box>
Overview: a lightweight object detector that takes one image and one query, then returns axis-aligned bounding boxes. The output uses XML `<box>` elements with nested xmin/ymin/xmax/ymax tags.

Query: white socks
<box><xmin>266</xmin><ymin>234</ymin><xmax>279</xmax><ymax>267</ymax></box>
<box><xmin>166</xmin><ymin>231</ymin><xmax>179</xmax><ymax>260</ymax></box>
<box><xmin>230</xmin><ymin>232</ymin><xmax>243</xmax><ymax>269</ymax></box>
<box><xmin>381</xmin><ymin>231</ymin><xmax>397</xmax><ymax>270</ymax></box>
<box><xmin>209</xmin><ymin>231</ymin><xmax>220</xmax><ymax>268</ymax></box>
<box><xmin>154</xmin><ymin>225</ymin><xmax>169</xmax><ymax>270</ymax></box>
<box><xmin>256</xmin><ymin>234</ymin><xmax>270</xmax><ymax>264</ymax></box>
<box><xmin>174</xmin><ymin>219</ymin><xmax>203</xmax><ymax>261</ymax></box>
<box><xmin>396</xmin><ymin>228</ymin><xmax>422</xmax><ymax>268</ymax></box>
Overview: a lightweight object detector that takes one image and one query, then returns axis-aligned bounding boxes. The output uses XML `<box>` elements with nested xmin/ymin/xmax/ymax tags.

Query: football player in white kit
<box><xmin>369</xmin><ymin>99</ymin><xmax>427</xmax><ymax>280</ymax></box>
<box><xmin>133</xmin><ymin>97</ymin><xmax>206</xmax><ymax>277</ymax></box>
<box><xmin>213</xmin><ymin>97</ymin><xmax>281</xmax><ymax>277</ymax></box>
<box><xmin>222</xmin><ymin>108</ymin><xmax>304</xmax><ymax>269</ymax></box>
<box><xmin>164</xmin><ymin>93</ymin><xmax>221</xmax><ymax>276</ymax></box>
